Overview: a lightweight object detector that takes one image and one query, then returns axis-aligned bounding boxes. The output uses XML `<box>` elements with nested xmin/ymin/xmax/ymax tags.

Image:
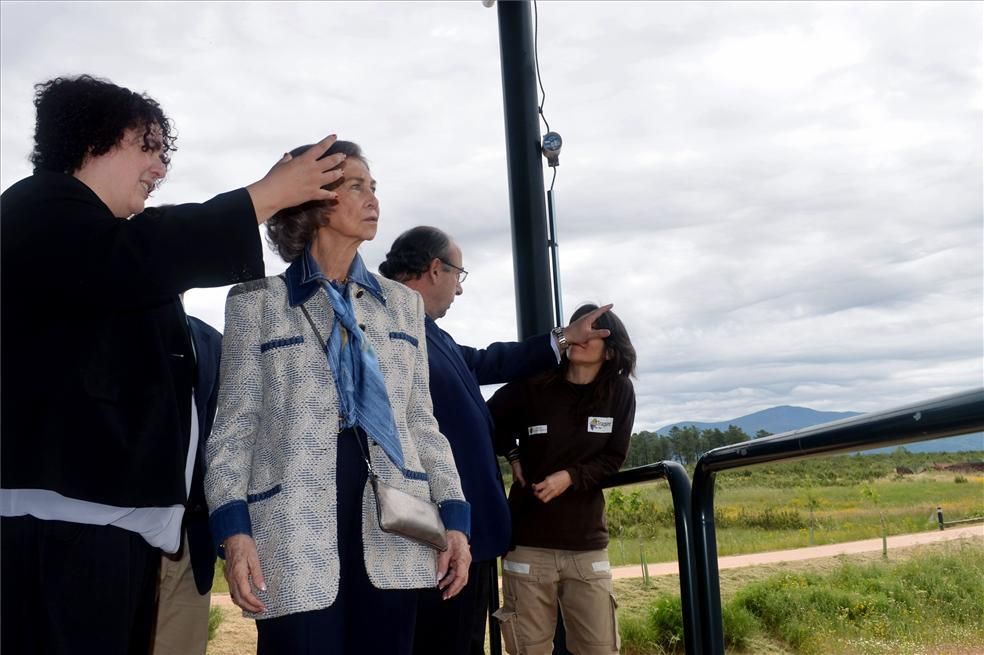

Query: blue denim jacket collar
<box><xmin>284</xmin><ymin>247</ymin><xmax>385</xmax><ymax>307</ymax></box>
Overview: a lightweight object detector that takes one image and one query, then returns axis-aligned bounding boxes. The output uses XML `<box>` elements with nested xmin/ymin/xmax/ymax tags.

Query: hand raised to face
<box><xmin>247</xmin><ymin>134</ymin><xmax>348</xmax><ymax>224</ymax></box>
<box><xmin>562</xmin><ymin>304</ymin><xmax>613</xmax><ymax>346</ymax></box>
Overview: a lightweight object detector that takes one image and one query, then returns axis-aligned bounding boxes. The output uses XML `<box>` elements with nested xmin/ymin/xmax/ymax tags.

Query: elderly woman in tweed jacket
<box><xmin>204</xmin><ymin>140</ymin><xmax>471</xmax><ymax>654</ymax></box>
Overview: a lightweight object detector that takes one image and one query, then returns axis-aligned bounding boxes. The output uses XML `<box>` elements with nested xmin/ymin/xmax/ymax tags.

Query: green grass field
<box><xmin>607</xmin><ymin>451</ymin><xmax>984</xmax><ymax>652</ymax></box>
<box><xmin>606</xmin><ymin>451</ymin><xmax>983</xmax><ymax>566</ymax></box>
<box><xmin>615</xmin><ymin>539</ymin><xmax>984</xmax><ymax>654</ymax></box>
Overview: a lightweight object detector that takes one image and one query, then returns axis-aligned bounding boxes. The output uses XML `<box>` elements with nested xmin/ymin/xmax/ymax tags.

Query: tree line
<box><xmin>622</xmin><ymin>425</ymin><xmax>773</xmax><ymax>468</ymax></box>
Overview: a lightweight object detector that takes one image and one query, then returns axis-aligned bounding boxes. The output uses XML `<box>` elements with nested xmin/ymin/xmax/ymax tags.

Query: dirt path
<box><xmin>210</xmin><ymin>524</ymin><xmax>983</xmax><ymax>606</ymax></box>
<box><xmin>611</xmin><ymin>524</ymin><xmax>983</xmax><ymax>580</ymax></box>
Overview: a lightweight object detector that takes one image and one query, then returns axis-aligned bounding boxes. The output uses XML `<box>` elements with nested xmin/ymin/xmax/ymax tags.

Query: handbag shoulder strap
<box><xmin>299</xmin><ymin>303</ymin><xmax>327</xmax><ymax>351</ymax></box>
<box><xmin>278</xmin><ymin>275</ymin><xmax>329</xmax><ymax>351</ymax></box>
<box><xmin>278</xmin><ymin>275</ymin><xmax>375</xmax><ymax>477</ymax></box>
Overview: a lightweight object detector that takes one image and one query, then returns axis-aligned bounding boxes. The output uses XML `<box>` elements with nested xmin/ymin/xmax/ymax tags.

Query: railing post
<box><xmin>601</xmin><ymin>461</ymin><xmax>702</xmax><ymax>655</ymax></box>
<box><xmin>691</xmin><ymin>464</ymin><xmax>725</xmax><ymax>654</ymax></box>
<box><xmin>661</xmin><ymin>462</ymin><xmax>703</xmax><ymax>655</ymax></box>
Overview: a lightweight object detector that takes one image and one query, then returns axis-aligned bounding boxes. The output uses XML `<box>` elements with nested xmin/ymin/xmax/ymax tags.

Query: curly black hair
<box><xmin>265</xmin><ymin>140</ymin><xmax>367</xmax><ymax>262</ymax></box>
<box><xmin>378</xmin><ymin>226</ymin><xmax>453</xmax><ymax>282</ymax></box>
<box><xmin>30</xmin><ymin>74</ymin><xmax>176</xmax><ymax>174</ymax></box>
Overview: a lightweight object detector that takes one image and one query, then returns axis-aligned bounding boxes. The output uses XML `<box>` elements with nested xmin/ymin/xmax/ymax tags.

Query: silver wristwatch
<box><xmin>551</xmin><ymin>326</ymin><xmax>569</xmax><ymax>350</ymax></box>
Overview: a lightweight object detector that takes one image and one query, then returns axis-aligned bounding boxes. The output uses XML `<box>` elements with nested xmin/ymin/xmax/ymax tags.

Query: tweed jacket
<box><xmin>205</xmin><ymin>256</ymin><xmax>468</xmax><ymax>619</ymax></box>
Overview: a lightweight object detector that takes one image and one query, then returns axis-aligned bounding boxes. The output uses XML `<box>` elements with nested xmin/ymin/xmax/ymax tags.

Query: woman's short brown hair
<box><xmin>265</xmin><ymin>140</ymin><xmax>367</xmax><ymax>262</ymax></box>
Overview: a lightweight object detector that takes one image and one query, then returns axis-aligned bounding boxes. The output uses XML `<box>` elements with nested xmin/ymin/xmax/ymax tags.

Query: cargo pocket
<box><xmin>609</xmin><ymin>593</ymin><xmax>621</xmax><ymax>651</ymax></box>
<box><xmin>493</xmin><ymin>608</ymin><xmax>520</xmax><ymax>654</ymax></box>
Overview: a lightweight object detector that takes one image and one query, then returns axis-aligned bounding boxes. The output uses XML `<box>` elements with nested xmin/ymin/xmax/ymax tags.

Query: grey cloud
<box><xmin>2</xmin><ymin>1</ymin><xmax>980</xmax><ymax>434</ymax></box>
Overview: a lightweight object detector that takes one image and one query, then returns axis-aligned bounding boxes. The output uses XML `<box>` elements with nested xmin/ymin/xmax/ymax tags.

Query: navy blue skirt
<box><xmin>255</xmin><ymin>428</ymin><xmax>418</xmax><ymax>654</ymax></box>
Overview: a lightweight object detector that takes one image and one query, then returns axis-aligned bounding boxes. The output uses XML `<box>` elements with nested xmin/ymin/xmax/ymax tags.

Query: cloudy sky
<box><xmin>2</xmin><ymin>1</ymin><xmax>981</xmax><ymax>432</ymax></box>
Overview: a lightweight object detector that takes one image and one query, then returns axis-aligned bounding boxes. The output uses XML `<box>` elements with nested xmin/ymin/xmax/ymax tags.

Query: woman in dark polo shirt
<box><xmin>489</xmin><ymin>304</ymin><xmax>636</xmax><ymax>655</ymax></box>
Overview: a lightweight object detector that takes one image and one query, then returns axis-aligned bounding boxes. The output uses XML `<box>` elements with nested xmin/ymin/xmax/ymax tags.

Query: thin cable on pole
<box><xmin>533</xmin><ymin>0</ymin><xmax>550</xmax><ymax>133</ymax></box>
<box><xmin>533</xmin><ymin>0</ymin><xmax>563</xmax><ymax>326</ymax></box>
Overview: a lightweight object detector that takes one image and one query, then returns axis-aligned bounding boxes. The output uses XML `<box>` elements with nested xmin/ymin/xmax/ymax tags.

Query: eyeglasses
<box><xmin>439</xmin><ymin>258</ymin><xmax>468</xmax><ymax>284</ymax></box>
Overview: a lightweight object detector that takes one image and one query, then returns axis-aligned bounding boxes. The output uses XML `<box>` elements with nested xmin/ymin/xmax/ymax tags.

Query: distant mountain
<box><xmin>656</xmin><ymin>405</ymin><xmax>983</xmax><ymax>453</ymax></box>
<box><xmin>657</xmin><ymin>405</ymin><xmax>860</xmax><ymax>437</ymax></box>
<box><xmin>866</xmin><ymin>433</ymin><xmax>983</xmax><ymax>454</ymax></box>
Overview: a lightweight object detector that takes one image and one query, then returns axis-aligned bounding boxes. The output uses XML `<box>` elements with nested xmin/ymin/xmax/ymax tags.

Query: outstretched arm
<box><xmin>459</xmin><ymin>303</ymin><xmax>615</xmax><ymax>385</ymax></box>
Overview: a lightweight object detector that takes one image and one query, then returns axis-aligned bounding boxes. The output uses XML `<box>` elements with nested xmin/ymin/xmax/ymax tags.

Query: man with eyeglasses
<box><xmin>379</xmin><ymin>226</ymin><xmax>612</xmax><ymax>655</ymax></box>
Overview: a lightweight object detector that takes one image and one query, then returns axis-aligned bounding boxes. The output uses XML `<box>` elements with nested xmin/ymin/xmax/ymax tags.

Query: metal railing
<box><xmin>690</xmin><ymin>387</ymin><xmax>984</xmax><ymax>654</ymax></box>
<box><xmin>488</xmin><ymin>387</ymin><xmax>982</xmax><ymax>655</ymax></box>
<box><xmin>602</xmin><ymin>462</ymin><xmax>701</xmax><ymax>655</ymax></box>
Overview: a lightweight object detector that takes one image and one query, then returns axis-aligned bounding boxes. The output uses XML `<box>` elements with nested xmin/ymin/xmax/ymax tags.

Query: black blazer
<box><xmin>0</xmin><ymin>171</ymin><xmax>264</xmax><ymax>508</ymax></box>
<box><xmin>424</xmin><ymin>318</ymin><xmax>557</xmax><ymax>561</ymax></box>
<box><xmin>186</xmin><ymin>316</ymin><xmax>221</xmax><ymax>594</ymax></box>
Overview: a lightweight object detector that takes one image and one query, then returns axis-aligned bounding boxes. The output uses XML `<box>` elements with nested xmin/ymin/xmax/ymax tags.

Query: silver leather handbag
<box><xmin>355</xmin><ymin>424</ymin><xmax>447</xmax><ymax>551</ymax></box>
<box><xmin>369</xmin><ymin>472</ymin><xmax>448</xmax><ymax>552</ymax></box>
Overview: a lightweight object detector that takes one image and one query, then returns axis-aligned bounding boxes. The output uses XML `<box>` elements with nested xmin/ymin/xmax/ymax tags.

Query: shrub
<box><xmin>647</xmin><ymin>596</ymin><xmax>685</xmax><ymax>652</ymax></box>
<box><xmin>721</xmin><ymin>601</ymin><xmax>757</xmax><ymax>650</ymax></box>
<box><xmin>208</xmin><ymin>606</ymin><xmax>223</xmax><ymax>642</ymax></box>
<box><xmin>621</xmin><ymin>594</ymin><xmax>758</xmax><ymax>653</ymax></box>
<box><xmin>606</xmin><ymin>489</ymin><xmax>676</xmax><ymax>538</ymax></box>
<box><xmin>716</xmin><ymin>506</ymin><xmax>806</xmax><ymax>530</ymax></box>
<box><xmin>734</xmin><ymin>573</ymin><xmax>822</xmax><ymax>651</ymax></box>
<box><xmin>619</xmin><ymin>613</ymin><xmax>665</xmax><ymax>655</ymax></box>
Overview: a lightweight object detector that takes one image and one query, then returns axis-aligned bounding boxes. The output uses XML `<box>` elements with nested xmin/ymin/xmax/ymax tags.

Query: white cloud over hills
<box><xmin>2</xmin><ymin>1</ymin><xmax>980</xmax><ymax>430</ymax></box>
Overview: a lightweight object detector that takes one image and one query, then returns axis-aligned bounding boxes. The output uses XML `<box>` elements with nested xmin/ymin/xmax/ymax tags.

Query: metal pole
<box><xmin>496</xmin><ymin>0</ymin><xmax>554</xmax><ymax>340</ymax></box>
<box><xmin>489</xmin><ymin>7</ymin><xmax>555</xmax><ymax>652</ymax></box>
<box><xmin>546</xmin><ymin>188</ymin><xmax>564</xmax><ymax>326</ymax></box>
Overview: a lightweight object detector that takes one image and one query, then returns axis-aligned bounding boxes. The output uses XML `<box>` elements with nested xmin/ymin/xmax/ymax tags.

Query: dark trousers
<box><xmin>413</xmin><ymin>558</ymin><xmax>492</xmax><ymax>655</ymax></box>
<box><xmin>255</xmin><ymin>429</ymin><xmax>418</xmax><ymax>655</ymax></box>
<box><xmin>1</xmin><ymin>515</ymin><xmax>160</xmax><ymax>655</ymax></box>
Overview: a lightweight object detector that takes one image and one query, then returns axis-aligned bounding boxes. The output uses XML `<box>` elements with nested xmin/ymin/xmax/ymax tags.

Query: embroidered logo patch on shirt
<box><xmin>587</xmin><ymin>417</ymin><xmax>614</xmax><ymax>434</ymax></box>
<box><xmin>528</xmin><ymin>425</ymin><xmax>548</xmax><ymax>436</ymax></box>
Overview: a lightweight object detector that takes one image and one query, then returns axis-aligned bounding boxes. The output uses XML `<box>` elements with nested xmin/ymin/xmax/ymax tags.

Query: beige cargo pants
<box><xmin>494</xmin><ymin>546</ymin><xmax>620</xmax><ymax>655</ymax></box>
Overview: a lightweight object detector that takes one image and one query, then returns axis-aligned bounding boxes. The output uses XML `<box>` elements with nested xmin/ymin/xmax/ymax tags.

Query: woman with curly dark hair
<box><xmin>30</xmin><ymin>74</ymin><xmax>177</xmax><ymax>178</ymax></box>
<box><xmin>488</xmin><ymin>304</ymin><xmax>637</xmax><ymax>655</ymax></box>
<box><xmin>1</xmin><ymin>73</ymin><xmax>344</xmax><ymax>655</ymax></box>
